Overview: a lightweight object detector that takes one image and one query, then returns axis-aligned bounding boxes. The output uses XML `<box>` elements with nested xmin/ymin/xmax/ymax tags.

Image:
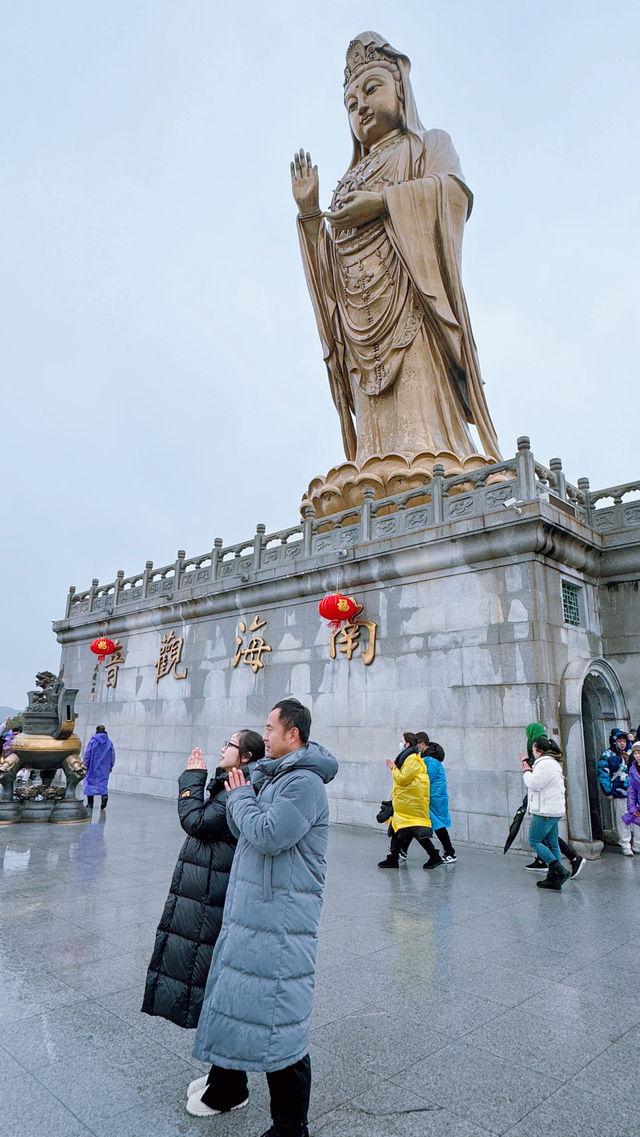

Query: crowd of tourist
<box><xmin>374</xmin><ymin>719</ymin><xmax>640</xmax><ymax>891</ymax></box>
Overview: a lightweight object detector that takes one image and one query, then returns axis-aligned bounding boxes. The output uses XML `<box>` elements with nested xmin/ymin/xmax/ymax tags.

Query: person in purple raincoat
<box><xmin>622</xmin><ymin>741</ymin><xmax>640</xmax><ymax>850</ymax></box>
<box><xmin>83</xmin><ymin>725</ymin><xmax>116</xmax><ymax>810</ymax></box>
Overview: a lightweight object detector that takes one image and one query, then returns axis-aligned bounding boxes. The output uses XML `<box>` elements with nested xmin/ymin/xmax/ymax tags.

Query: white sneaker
<box><xmin>622</xmin><ymin>849</ymin><xmax>634</xmax><ymax>857</ymax></box>
<box><xmin>187</xmin><ymin>1075</ymin><xmax>208</xmax><ymax>1098</ymax></box>
<box><xmin>186</xmin><ymin>1092</ymin><xmax>248</xmax><ymax>1117</ymax></box>
<box><xmin>442</xmin><ymin>854</ymin><xmax>457</xmax><ymax>863</ymax></box>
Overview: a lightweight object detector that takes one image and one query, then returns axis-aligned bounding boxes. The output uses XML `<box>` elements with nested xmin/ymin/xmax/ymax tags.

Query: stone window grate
<box><xmin>562</xmin><ymin>580</ymin><xmax>582</xmax><ymax>626</ymax></box>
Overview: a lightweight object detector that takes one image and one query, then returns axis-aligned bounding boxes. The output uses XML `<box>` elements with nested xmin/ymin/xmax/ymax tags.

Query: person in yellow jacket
<box><xmin>378</xmin><ymin>732</ymin><xmax>432</xmax><ymax>868</ymax></box>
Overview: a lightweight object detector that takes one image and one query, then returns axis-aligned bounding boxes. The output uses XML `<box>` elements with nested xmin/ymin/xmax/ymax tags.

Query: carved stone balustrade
<box><xmin>58</xmin><ymin>440</ymin><xmax>640</xmax><ymax>629</ymax></box>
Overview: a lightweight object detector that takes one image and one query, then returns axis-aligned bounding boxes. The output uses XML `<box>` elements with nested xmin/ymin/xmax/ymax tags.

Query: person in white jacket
<box><xmin>520</xmin><ymin>737</ymin><xmax>570</xmax><ymax>891</ymax></box>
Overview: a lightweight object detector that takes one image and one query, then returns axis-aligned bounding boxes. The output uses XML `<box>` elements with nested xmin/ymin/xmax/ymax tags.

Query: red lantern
<box><xmin>90</xmin><ymin>637</ymin><xmax>116</xmax><ymax>663</ymax></box>
<box><xmin>318</xmin><ymin>594</ymin><xmax>363</xmax><ymax>628</ymax></box>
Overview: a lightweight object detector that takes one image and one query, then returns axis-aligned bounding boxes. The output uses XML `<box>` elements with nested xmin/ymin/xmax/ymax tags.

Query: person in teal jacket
<box><xmin>415</xmin><ymin>735</ymin><xmax>456</xmax><ymax>868</ymax></box>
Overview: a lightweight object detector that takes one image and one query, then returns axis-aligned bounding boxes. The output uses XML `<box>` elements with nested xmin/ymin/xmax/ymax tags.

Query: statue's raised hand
<box><xmin>290</xmin><ymin>149</ymin><xmax>320</xmax><ymax>215</ymax></box>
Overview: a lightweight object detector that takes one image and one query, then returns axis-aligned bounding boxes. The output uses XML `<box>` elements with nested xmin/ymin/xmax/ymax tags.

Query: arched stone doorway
<box><xmin>560</xmin><ymin>657</ymin><xmax>629</xmax><ymax>856</ymax></box>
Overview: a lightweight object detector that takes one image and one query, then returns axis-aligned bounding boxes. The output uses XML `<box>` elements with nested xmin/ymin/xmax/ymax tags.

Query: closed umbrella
<box><xmin>503</xmin><ymin>794</ymin><xmax>528</xmax><ymax>854</ymax></box>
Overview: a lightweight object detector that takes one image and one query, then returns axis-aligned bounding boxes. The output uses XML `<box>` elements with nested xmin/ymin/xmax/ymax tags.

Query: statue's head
<box><xmin>344</xmin><ymin>61</ymin><xmax>405</xmax><ymax>148</ymax></box>
<box><xmin>343</xmin><ymin>32</ymin><xmax>424</xmax><ymax>166</ymax></box>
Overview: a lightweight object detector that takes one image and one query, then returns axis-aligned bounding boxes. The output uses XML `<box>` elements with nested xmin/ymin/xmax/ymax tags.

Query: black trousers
<box><xmin>391</xmin><ymin>829</ymin><xmax>432</xmax><ymax>861</ymax></box>
<box><xmin>558</xmin><ymin>836</ymin><xmax>578</xmax><ymax>862</ymax></box>
<box><xmin>422</xmin><ymin>826</ymin><xmax>456</xmax><ymax>859</ymax></box>
<box><xmin>202</xmin><ymin>1054</ymin><xmax>310</xmax><ymax>1135</ymax></box>
<box><xmin>267</xmin><ymin>1054</ymin><xmax>311</xmax><ymax>1135</ymax></box>
<box><xmin>86</xmin><ymin>794</ymin><xmax>108</xmax><ymax>809</ymax></box>
<box><xmin>201</xmin><ymin>1065</ymin><xmax>248</xmax><ymax>1111</ymax></box>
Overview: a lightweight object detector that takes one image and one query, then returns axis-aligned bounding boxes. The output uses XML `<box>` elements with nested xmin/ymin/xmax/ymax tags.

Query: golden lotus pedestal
<box><xmin>301</xmin><ymin>452</ymin><xmax>509</xmax><ymax>518</ymax></box>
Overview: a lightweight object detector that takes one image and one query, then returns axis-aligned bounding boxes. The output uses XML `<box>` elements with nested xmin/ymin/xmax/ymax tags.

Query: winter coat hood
<box><xmin>253</xmin><ymin>741</ymin><xmax>338</xmax><ymax>787</ymax></box>
<box><xmin>609</xmin><ymin>729</ymin><xmax>628</xmax><ymax>749</ymax></box>
<box><xmin>205</xmin><ymin>766</ymin><xmax>239</xmax><ymax>795</ymax></box>
<box><xmin>424</xmin><ymin>741</ymin><xmax>445</xmax><ymax>764</ymax></box>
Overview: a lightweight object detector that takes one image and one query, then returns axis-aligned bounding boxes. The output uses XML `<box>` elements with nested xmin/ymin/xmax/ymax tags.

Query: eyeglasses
<box><xmin>222</xmin><ymin>740</ymin><xmax>240</xmax><ymax>750</ymax></box>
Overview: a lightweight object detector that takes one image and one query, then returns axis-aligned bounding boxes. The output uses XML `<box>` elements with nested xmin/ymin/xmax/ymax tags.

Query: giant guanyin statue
<box><xmin>292</xmin><ymin>32</ymin><xmax>502</xmax><ymax>514</ymax></box>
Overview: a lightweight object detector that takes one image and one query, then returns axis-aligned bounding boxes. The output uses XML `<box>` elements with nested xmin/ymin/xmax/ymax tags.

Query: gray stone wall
<box><xmin>56</xmin><ymin>528</ymin><xmax>608</xmax><ymax>850</ymax></box>
<box><xmin>54</xmin><ymin>446</ymin><xmax>640</xmax><ymax>851</ymax></box>
<box><xmin>599</xmin><ymin>582</ymin><xmax>640</xmax><ymax>729</ymax></box>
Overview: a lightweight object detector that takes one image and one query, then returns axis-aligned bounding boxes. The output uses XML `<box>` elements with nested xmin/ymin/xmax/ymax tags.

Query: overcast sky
<box><xmin>2</xmin><ymin>0</ymin><xmax>639</xmax><ymax>709</ymax></box>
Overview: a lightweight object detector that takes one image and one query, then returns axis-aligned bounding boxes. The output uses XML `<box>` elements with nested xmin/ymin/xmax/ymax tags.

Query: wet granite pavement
<box><xmin>1</xmin><ymin>792</ymin><xmax>638</xmax><ymax>1137</ymax></box>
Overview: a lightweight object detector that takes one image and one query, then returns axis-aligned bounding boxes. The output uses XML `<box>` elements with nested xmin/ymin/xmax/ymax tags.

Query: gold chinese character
<box><xmin>105</xmin><ymin>641</ymin><xmax>125</xmax><ymax>689</ymax></box>
<box><xmin>233</xmin><ymin>615</ymin><xmax>272</xmax><ymax>674</ymax></box>
<box><xmin>155</xmin><ymin>630</ymin><xmax>188</xmax><ymax>683</ymax></box>
<box><xmin>329</xmin><ymin>620</ymin><xmax>377</xmax><ymax>666</ymax></box>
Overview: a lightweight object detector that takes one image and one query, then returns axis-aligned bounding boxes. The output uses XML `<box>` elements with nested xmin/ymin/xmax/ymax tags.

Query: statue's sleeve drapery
<box><xmin>297</xmin><ymin>220</ymin><xmax>357</xmax><ymax>462</ymax></box>
<box><xmin>382</xmin><ymin>130</ymin><xmax>501</xmax><ymax>460</ymax></box>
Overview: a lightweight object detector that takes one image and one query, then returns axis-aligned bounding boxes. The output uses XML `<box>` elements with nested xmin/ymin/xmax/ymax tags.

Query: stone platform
<box><xmin>1</xmin><ymin>793</ymin><xmax>639</xmax><ymax>1137</ymax></box>
<box><xmin>52</xmin><ymin>438</ymin><xmax>640</xmax><ymax>854</ymax></box>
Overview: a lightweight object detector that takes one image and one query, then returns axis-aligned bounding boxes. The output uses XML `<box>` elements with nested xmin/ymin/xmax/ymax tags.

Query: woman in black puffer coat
<box><xmin>141</xmin><ymin>729</ymin><xmax>264</xmax><ymax>1029</ymax></box>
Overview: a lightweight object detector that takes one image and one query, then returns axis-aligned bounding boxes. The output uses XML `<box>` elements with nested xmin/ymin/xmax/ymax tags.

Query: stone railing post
<box><xmin>431</xmin><ymin>464</ymin><xmax>445</xmax><ymax>524</ymax></box>
<box><xmin>302</xmin><ymin>506</ymin><xmax>315</xmax><ymax>557</ymax></box>
<box><xmin>253</xmin><ymin>524</ymin><xmax>265</xmax><ymax>572</ymax></box>
<box><xmin>89</xmin><ymin>578</ymin><xmax>99</xmax><ymax>612</ymax></box>
<box><xmin>114</xmin><ymin>570</ymin><xmax>125</xmax><ymax>606</ymax></box>
<box><xmin>516</xmin><ymin>436</ymin><xmax>537</xmax><ymax>501</ymax></box>
<box><xmin>549</xmin><ymin>458</ymin><xmax>566</xmax><ymax>501</ymax></box>
<box><xmin>65</xmin><ymin>586</ymin><xmax>76</xmax><ymax>618</ymax></box>
<box><xmin>143</xmin><ymin>561</ymin><xmax>153</xmax><ymax>598</ymax></box>
<box><xmin>577</xmin><ymin>477</ymin><xmax>593</xmax><ymax>524</ymax></box>
<box><xmin>212</xmin><ymin>537</ymin><xmax>223</xmax><ymax>580</ymax></box>
<box><xmin>174</xmin><ymin>550</ymin><xmax>186</xmax><ymax>588</ymax></box>
<box><xmin>361</xmin><ymin>486</ymin><xmax>375</xmax><ymax>542</ymax></box>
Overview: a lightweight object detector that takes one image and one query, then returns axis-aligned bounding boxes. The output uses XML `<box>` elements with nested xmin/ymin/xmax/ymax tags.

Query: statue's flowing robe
<box><xmin>297</xmin><ymin>128</ymin><xmax>501</xmax><ymax>465</ymax></box>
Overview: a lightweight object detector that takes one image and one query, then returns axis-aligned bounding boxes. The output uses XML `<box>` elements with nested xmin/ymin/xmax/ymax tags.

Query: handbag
<box><xmin>376</xmin><ymin>800</ymin><xmax>393</xmax><ymax>824</ymax></box>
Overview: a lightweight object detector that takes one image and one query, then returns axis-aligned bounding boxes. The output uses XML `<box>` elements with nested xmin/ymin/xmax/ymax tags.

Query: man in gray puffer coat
<box><xmin>191</xmin><ymin>698</ymin><xmax>338</xmax><ymax>1137</ymax></box>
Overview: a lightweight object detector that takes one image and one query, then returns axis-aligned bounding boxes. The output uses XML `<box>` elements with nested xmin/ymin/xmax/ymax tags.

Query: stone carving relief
<box><xmin>448</xmin><ymin>497</ymin><xmax>474</xmax><ymax>518</ymax></box>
